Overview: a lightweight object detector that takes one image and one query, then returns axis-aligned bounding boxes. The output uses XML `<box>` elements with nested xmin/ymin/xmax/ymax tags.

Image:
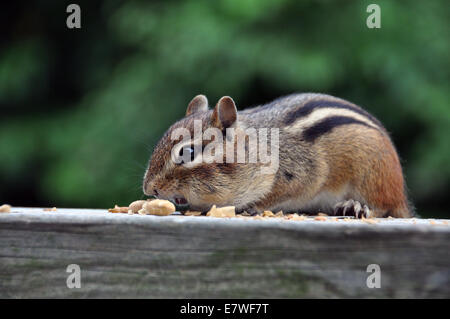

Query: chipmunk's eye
<box><xmin>178</xmin><ymin>145</ymin><xmax>195</xmax><ymax>164</ymax></box>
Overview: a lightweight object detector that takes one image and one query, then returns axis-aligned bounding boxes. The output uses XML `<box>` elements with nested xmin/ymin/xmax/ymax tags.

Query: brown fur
<box><xmin>143</xmin><ymin>93</ymin><xmax>412</xmax><ymax>217</ymax></box>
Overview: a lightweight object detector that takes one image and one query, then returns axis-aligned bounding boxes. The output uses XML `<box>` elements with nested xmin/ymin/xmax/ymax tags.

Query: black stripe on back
<box><xmin>302</xmin><ymin>116</ymin><xmax>377</xmax><ymax>142</ymax></box>
<box><xmin>284</xmin><ymin>99</ymin><xmax>382</xmax><ymax>127</ymax></box>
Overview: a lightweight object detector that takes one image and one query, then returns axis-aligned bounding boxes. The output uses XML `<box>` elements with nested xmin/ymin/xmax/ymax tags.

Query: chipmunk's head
<box><xmin>143</xmin><ymin>94</ymin><xmax>242</xmax><ymax>211</ymax></box>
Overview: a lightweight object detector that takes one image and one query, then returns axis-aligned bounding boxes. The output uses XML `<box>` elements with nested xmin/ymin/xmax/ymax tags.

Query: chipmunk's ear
<box><xmin>186</xmin><ymin>95</ymin><xmax>208</xmax><ymax>116</ymax></box>
<box><xmin>211</xmin><ymin>96</ymin><xmax>237</xmax><ymax>129</ymax></box>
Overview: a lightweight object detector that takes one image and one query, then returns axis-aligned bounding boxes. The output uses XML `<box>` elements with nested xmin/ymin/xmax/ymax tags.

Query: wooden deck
<box><xmin>0</xmin><ymin>207</ymin><xmax>449</xmax><ymax>298</ymax></box>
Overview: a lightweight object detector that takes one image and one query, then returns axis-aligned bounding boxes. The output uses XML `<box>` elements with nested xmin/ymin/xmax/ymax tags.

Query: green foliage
<box><xmin>0</xmin><ymin>0</ymin><xmax>448</xmax><ymax>217</ymax></box>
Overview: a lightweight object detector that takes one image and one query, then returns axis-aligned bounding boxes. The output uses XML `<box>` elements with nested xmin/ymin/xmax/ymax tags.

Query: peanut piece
<box><xmin>253</xmin><ymin>215</ymin><xmax>265</xmax><ymax>220</ymax></box>
<box><xmin>108</xmin><ymin>205</ymin><xmax>128</xmax><ymax>213</ymax></box>
<box><xmin>137</xmin><ymin>208</ymin><xmax>147</xmax><ymax>215</ymax></box>
<box><xmin>263</xmin><ymin>210</ymin><xmax>275</xmax><ymax>217</ymax></box>
<box><xmin>142</xmin><ymin>199</ymin><xmax>175</xmax><ymax>216</ymax></box>
<box><xmin>206</xmin><ymin>205</ymin><xmax>236</xmax><ymax>218</ymax></box>
<box><xmin>286</xmin><ymin>213</ymin><xmax>307</xmax><ymax>221</ymax></box>
<box><xmin>129</xmin><ymin>200</ymin><xmax>148</xmax><ymax>213</ymax></box>
<box><xmin>184</xmin><ymin>211</ymin><xmax>202</xmax><ymax>216</ymax></box>
<box><xmin>0</xmin><ymin>204</ymin><xmax>11</xmax><ymax>213</ymax></box>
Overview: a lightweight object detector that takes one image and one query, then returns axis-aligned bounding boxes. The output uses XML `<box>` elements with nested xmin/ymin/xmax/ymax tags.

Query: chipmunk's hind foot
<box><xmin>333</xmin><ymin>199</ymin><xmax>371</xmax><ymax>219</ymax></box>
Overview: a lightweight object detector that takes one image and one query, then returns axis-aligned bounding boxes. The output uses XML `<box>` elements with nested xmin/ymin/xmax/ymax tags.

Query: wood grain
<box><xmin>0</xmin><ymin>208</ymin><xmax>449</xmax><ymax>298</ymax></box>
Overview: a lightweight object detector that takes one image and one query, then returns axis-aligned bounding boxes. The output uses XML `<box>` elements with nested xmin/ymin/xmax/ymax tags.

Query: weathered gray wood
<box><xmin>0</xmin><ymin>207</ymin><xmax>449</xmax><ymax>298</ymax></box>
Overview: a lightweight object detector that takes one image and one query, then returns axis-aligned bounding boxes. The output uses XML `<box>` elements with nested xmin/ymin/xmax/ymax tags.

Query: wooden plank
<box><xmin>0</xmin><ymin>207</ymin><xmax>449</xmax><ymax>298</ymax></box>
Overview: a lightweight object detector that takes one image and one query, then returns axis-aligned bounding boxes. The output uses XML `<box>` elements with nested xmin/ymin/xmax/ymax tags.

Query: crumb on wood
<box><xmin>262</xmin><ymin>210</ymin><xmax>275</xmax><ymax>217</ymax></box>
<box><xmin>362</xmin><ymin>218</ymin><xmax>378</xmax><ymax>224</ymax></box>
<box><xmin>286</xmin><ymin>214</ymin><xmax>307</xmax><ymax>221</ymax></box>
<box><xmin>108</xmin><ymin>205</ymin><xmax>129</xmax><ymax>213</ymax></box>
<box><xmin>104</xmin><ymin>201</ymin><xmax>449</xmax><ymax>226</ymax></box>
<box><xmin>184</xmin><ymin>210</ymin><xmax>202</xmax><ymax>216</ymax></box>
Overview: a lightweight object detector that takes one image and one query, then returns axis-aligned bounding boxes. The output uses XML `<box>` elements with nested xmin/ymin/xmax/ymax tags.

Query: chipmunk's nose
<box><xmin>143</xmin><ymin>186</ymin><xmax>159</xmax><ymax>197</ymax></box>
<box><xmin>143</xmin><ymin>183</ymin><xmax>158</xmax><ymax>196</ymax></box>
<box><xmin>143</xmin><ymin>178</ymin><xmax>157</xmax><ymax>196</ymax></box>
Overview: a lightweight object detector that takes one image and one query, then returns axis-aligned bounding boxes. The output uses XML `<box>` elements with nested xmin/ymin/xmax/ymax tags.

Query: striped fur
<box><xmin>281</xmin><ymin>96</ymin><xmax>384</xmax><ymax>142</ymax></box>
<box><xmin>302</xmin><ymin>116</ymin><xmax>376</xmax><ymax>142</ymax></box>
<box><xmin>283</xmin><ymin>98</ymin><xmax>383</xmax><ymax>127</ymax></box>
<box><xmin>143</xmin><ymin>93</ymin><xmax>412</xmax><ymax>217</ymax></box>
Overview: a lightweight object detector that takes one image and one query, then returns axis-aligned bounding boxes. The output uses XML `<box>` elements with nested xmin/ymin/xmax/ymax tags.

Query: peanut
<box><xmin>142</xmin><ymin>199</ymin><xmax>175</xmax><ymax>216</ymax></box>
<box><xmin>129</xmin><ymin>200</ymin><xmax>148</xmax><ymax>213</ymax></box>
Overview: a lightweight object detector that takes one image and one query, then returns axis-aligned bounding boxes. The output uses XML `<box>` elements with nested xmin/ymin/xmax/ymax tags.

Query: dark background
<box><xmin>0</xmin><ymin>0</ymin><xmax>448</xmax><ymax>217</ymax></box>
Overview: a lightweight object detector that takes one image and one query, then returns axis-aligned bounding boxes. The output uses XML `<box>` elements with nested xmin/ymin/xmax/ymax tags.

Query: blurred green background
<box><xmin>0</xmin><ymin>0</ymin><xmax>448</xmax><ymax>217</ymax></box>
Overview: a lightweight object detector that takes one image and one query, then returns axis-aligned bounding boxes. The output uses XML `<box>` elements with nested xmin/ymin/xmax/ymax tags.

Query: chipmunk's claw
<box><xmin>334</xmin><ymin>200</ymin><xmax>371</xmax><ymax>218</ymax></box>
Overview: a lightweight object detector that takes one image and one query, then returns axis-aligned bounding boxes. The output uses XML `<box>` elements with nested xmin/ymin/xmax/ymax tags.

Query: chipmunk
<box><xmin>143</xmin><ymin>93</ymin><xmax>412</xmax><ymax>218</ymax></box>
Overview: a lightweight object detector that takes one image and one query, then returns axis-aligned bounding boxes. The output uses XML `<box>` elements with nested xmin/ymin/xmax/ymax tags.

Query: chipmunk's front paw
<box><xmin>333</xmin><ymin>200</ymin><xmax>371</xmax><ymax>218</ymax></box>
